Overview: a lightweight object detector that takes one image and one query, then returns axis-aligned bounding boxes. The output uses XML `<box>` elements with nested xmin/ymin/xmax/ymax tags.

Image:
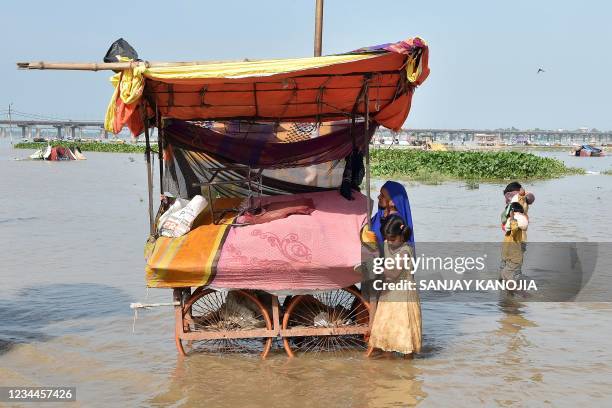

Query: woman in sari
<box><xmin>367</xmin><ymin>181</ymin><xmax>422</xmax><ymax>356</ymax></box>
<box><xmin>371</xmin><ymin>181</ymin><xmax>415</xmax><ymax>253</ymax></box>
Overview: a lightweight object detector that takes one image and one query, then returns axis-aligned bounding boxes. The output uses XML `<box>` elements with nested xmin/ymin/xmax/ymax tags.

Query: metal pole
<box><xmin>364</xmin><ymin>79</ymin><xmax>372</xmax><ymax>230</ymax></box>
<box><xmin>314</xmin><ymin>0</ymin><xmax>324</xmax><ymax>57</ymax></box>
<box><xmin>7</xmin><ymin>103</ymin><xmax>13</xmax><ymax>146</ymax></box>
<box><xmin>141</xmin><ymin>103</ymin><xmax>155</xmax><ymax>235</ymax></box>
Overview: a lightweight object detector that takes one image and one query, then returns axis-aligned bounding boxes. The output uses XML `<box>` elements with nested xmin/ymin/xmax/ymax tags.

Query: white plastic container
<box><xmin>159</xmin><ymin>195</ymin><xmax>208</xmax><ymax>238</ymax></box>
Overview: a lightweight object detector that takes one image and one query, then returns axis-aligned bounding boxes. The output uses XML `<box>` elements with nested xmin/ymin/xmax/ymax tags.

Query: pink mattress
<box><xmin>213</xmin><ymin>190</ymin><xmax>368</xmax><ymax>290</ymax></box>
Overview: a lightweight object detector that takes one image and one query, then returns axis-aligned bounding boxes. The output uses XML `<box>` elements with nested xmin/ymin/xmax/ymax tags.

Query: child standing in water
<box><xmin>368</xmin><ymin>215</ymin><xmax>422</xmax><ymax>357</ymax></box>
<box><xmin>500</xmin><ymin>202</ymin><xmax>528</xmax><ymax>285</ymax></box>
<box><xmin>501</xmin><ymin>182</ymin><xmax>535</xmax><ymax>237</ymax></box>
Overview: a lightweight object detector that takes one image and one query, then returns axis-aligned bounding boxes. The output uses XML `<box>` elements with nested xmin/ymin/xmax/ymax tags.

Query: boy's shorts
<box><xmin>499</xmin><ymin>259</ymin><xmax>523</xmax><ymax>281</ymax></box>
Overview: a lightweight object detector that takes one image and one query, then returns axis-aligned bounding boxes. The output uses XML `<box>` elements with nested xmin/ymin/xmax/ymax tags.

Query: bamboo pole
<box><xmin>155</xmin><ymin>107</ymin><xmax>164</xmax><ymax>194</ymax></box>
<box><xmin>16</xmin><ymin>58</ymin><xmax>266</xmax><ymax>71</ymax></box>
<box><xmin>17</xmin><ymin>61</ymin><xmax>142</xmax><ymax>71</ymax></box>
<box><xmin>141</xmin><ymin>102</ymin><xmax>155</xmax><ymax>235</ymax></box>
<box><xmin>364</xmin><ymin>81</ymin><xmax>377</xmax><ymax>333</ymax></box>
<box><xmin>364</xmin><ymin>78</ymin><xmax>371</xmax><ymax>230</ymax></box>
<box><xmin>314</xmin><ymin>0</ymin><xmax>324</xmax><ymax>57</ymax></box>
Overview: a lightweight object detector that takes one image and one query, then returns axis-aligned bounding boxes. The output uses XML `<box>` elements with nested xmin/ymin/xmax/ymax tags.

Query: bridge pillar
<box><xmin>19</xmin><ymin>125</ymin><xmax>31</xmax><ymax>139</ymax></box>
<box><xmin>35</xmin><ymin>128</ymin><xmax>42</xmax><ymax>139</ymax></box>
<box><xmin>53</xmin><ymin>125</ymin><xmax>62</xmax><ymax>139</ymax></box>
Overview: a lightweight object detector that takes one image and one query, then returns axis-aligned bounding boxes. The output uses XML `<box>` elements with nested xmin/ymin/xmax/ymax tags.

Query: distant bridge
<box><xmin>0</xmin><ymin>120</ymin><xmax>107</xmax><ymax>139</ymax></box>
<box><xmin>1</xmin><ymin>120</ymin><xmax>610</xmax><ymax>145</ymax></box>
<box><xmin>379</xmin><ymin>128</ymin><xmax>612</xmax><ymax>144</ymax></box>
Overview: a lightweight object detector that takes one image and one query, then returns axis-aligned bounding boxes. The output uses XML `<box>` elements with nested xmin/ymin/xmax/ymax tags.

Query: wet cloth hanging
<box><xmin>163</xmin><ymin>119</ymin><xmax>376</xmax><ymax>169</ymax></box>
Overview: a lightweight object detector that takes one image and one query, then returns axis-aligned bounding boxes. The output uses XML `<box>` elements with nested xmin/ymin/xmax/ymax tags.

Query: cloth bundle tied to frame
<box><xmin>104</xmin><ymin>56</ymin><xmax>146</xmax><ymax>135</ymax></box>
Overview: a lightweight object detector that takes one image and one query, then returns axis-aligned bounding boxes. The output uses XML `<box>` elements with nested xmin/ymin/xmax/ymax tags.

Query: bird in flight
<box><xmin>537</xmin><ymin>68</ymin><xmax>545</xmax><ymax>74</ymax></box>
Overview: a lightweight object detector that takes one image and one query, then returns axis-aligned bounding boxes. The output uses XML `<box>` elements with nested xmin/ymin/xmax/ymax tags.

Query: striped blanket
<box><xmin>145</xmin><ymin>198</ymin><xmax>240</xmax><ymax>288</ymax></box>
<box><xmin>145</xmin><ymin>192</ymin><xmax>367</xmax><ymax>290</ymax></box>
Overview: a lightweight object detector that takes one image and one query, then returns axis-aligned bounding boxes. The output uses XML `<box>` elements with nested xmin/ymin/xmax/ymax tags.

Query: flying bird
<box><xmin>537</xmin><ymin>68</ymin><xmax>545</xmax><ymax>74</ymax></box>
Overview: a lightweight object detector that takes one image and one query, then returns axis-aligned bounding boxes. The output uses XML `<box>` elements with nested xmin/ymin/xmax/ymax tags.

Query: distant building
<box><xmin>474</xmin><ymin>133</ymin><xmax>501</xmax><ymax>146</ymax></box>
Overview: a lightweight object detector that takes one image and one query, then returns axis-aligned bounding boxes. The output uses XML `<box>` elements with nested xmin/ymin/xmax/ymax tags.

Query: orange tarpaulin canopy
<box><xmin>107</xmin><ymin>38</ymin><xmax>430</xmax><ymax>134</ymax></box>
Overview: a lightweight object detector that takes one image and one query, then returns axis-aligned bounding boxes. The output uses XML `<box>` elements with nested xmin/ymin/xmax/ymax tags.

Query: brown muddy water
<box><xmin>1</xmin><ymin>140</ymin><xmax>611</xmax><ymax>407</ymax></box>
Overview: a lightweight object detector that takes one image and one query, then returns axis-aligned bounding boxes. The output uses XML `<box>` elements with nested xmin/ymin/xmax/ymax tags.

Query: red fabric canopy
<box><xmin>141</xmin><ymin>38</ymin><xmax>429</xmax><ymax>131</ymax></box>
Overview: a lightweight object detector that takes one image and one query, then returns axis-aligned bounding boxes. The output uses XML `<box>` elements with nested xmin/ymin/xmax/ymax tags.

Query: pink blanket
<box><xmin>214</xmin><ymin>190</ymin><xmax>368</xmax><ymax>290</ymax></box>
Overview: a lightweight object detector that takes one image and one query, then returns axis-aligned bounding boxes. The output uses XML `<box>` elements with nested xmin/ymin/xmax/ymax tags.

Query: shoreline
<box><xmin>13</xmin><ymin>140</ymin><xmax>156</xmax><ymax>154</ymax></box>
<box><xmin>13</xmin><ymin>140</ymin><xmax>609</xmax><ymax>153</ymax></box>
<box><xmin>12</xmin><ymin>141</ymin><xmax>592</xmax><ymax>183</ymax></box>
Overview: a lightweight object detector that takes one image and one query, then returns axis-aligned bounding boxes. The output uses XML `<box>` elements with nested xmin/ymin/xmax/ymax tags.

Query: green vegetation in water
<box><xmin>14</xmin><ymin>141</ymin><xmax>156</xmax><ymax>154</ymax></box>
<box><xmin>370</xmin><ymin>149</ymin><xmax>583</xmax><ymax>181</ymax></box>
<box><xmin>15</xmin><ymin>142</ymin><xmax>586</xmax><ymax>182</ymax></box>
<box><xmin>602</xmin><ymin>169</ymin><xmax>612</xmax><ymax>176</ymax></box>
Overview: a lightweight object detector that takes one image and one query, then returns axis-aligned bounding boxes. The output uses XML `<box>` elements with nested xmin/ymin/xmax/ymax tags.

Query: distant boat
<box><xmin>571</xmin><ymin>144</ymin><xmax>605</xmax><ymax>157</ymax></box>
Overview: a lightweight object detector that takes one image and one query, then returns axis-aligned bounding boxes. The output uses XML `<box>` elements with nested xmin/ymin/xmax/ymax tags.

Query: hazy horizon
<box><xmin>2</xmin><ymin>0</ymin><xmax>611</xmax><ymax>131</ymax></box>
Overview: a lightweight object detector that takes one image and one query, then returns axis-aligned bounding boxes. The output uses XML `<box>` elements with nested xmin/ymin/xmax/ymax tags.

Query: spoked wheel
<box><xmin>177</xmin><ymin>289</ymin><xmax>273</xmax><ymax>358</ymax></box>
<box><xmin>282</xmin><ymin>286</ymin><xmax>370</xmax><ymax>357</ymax></box>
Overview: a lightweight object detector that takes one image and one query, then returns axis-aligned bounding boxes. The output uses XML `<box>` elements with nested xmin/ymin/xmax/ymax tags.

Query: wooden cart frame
<box><xmin>18</xmin><ymin>37</ymin><xmax>429</xmax><ymax>357</ymax></box>
<box><xmin>137</xmin><ymin>75</ymin><xmax>378</xmax><ymax>358</ymax></box>
<box><xmin>173</xmin><ymin>285</ymin><xmax>373</xmax><ymax>358</ymax></box>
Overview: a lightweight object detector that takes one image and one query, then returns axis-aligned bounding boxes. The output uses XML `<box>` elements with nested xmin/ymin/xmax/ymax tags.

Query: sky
<box><xmin>1</xmin><ymin>0</ymin><xmax>611</xmax><ymax>130</ymax></box>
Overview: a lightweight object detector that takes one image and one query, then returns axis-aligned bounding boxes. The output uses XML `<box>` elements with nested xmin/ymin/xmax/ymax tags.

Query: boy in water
<box><xmin>501</xmin><ymin>182</ymin><xmax>535</xmax><ymax>235</ymax></box>
<box><xmin>500</xmin><ymin>202</ymin><xmax>528</xmax><ymax>285</ymax></box>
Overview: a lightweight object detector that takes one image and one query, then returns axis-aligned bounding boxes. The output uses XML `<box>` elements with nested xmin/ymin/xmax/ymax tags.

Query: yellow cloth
<box><xmin>103</xmin><ymin>77</ymin><xmax>120</xmax><ymax>132</ymax></box>
<box><xmin>360</xmin><ymin>224</ymin><xmax>378</xmax><ymax>252</ymax></box>
<box><xmin>145</xmin><ymin>198</ymin><xmax>240</xmax><ymax>288</ymax></box>
<box><xmin>104</xmin><ymin>58</ymin><xmax>146</xmax><ymax>132</ymax></box>
<box><xmin>103</xmin><ymin>54</ymin><xmax>375</xmax><ymax>133</ymax></box>
<box><xmin>406</xmin><ymin>56</ymin><xmax>421</xmax><ymax>83</ymax></box>
<box><xmin>144</xmin><ymin>54</ymin><xmax>376</xmax><ymax>80</ymax></box>
<box><xmin>369</xmin><ymin>243</ymin><xmax>422</xmax><ymax>354</ymax></box>
<box><xmin>102</xmin><ymin>50</ymin><xmax>426</xmax><ymax>133</ymax></box>
<box><xmin>502</xmin><ymin>219</ymin><xmax>524</xmax><ymax>265</ymax></box>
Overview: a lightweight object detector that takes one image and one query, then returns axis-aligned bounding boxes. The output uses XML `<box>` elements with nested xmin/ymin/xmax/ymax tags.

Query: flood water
<box><xmin>1</xmin><ymin>140</ymin><xmax>611</xmax><ymax>407</ymax></box>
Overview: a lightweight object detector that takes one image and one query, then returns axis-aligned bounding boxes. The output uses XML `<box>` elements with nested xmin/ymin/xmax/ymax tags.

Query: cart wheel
<box><xmin>282</xmin><ymin>286</ymin><xmax>370</xmax><ymax>357</ymax></box>
<box><xmin>177</xmin><ymin>289</ymin><xmax>273</xmax><ymax>358</ymax></box>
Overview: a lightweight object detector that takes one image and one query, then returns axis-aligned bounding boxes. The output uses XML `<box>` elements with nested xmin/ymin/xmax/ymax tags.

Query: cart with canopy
<box><xmin>18</xmin><ymin>37</ymin><xmax>430</xmax><ymax>357</ymax></box>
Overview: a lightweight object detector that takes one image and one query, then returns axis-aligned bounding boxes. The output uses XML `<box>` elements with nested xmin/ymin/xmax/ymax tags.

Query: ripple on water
<box><xmin>1</xmin><ymin>141</ymin><xmax>612</xmax><ymax>406</ymax></box>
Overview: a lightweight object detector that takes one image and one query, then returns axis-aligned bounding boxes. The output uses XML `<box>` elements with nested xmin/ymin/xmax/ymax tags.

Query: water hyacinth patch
<box><xmin>15</xmin><ymin>141</ymin><xmax>156</xmax><ymax>154</ymax></box>
<box><xmin>370</xmin><ymin>149</ymin><xmax>582</xmax><ymax>181</ymax></box>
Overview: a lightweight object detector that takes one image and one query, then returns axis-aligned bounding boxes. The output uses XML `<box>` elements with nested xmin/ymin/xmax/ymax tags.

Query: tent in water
<box><xmin>572</xmin><ymin>145</ymin><xmax>604</xmax><ymax>157</ymax></box>
<box><xmin>29</xmin><ymin>145</ymin><xmax>87</xmax><ymax>161</ymax></box>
